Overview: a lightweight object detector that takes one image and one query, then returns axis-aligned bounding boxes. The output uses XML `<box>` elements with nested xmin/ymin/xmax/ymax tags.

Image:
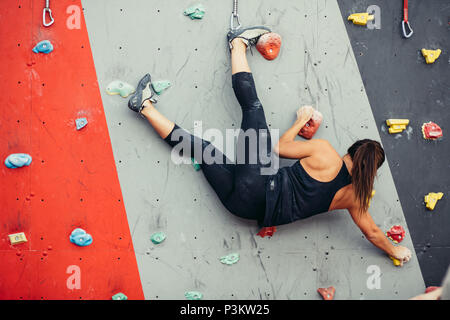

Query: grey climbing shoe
<box><xmin>128</xmin><ymin>73</ymin><xmax>156</xmax><ymax>113</ymax></box>
<box><xmin>227</xmin><ymin>26</ymin><xmax>271</xmax><ymax>50</ymax></box>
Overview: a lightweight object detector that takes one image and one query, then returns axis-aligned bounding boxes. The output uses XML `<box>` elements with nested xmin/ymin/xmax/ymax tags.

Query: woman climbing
<box><xmin>127</xmin><ymin>26</ymin><xmax>412</xmax><ymax>266</ymax></box>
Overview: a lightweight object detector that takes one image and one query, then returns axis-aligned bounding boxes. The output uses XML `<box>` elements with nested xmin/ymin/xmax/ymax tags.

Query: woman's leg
<box><xmin>229</xmin><ymin>38</ymin><xmax>273</xmax><ymax>219</ymax></box>
<box><xmin>140</xmin><ymin>101</ymin><xmax>236</xmax><ymax>209</ymax></box>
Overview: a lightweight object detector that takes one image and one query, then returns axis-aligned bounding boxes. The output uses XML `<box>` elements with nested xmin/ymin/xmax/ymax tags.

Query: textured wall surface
<box><xmin>82</xmin><ymin>0</ymin><xmax>425</xmax><ymax>299</ymax></box>
<box><xmin>337</xmin><ymin>0</ymin><xmax>450</xmax><ymax>287</ymax></box>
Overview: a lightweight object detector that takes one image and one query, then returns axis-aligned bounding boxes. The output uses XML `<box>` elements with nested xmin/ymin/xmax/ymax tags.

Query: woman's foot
<box><xmin>128</xmin><ymin>73</ymin><xmax>157</xmax><ymax>113</ymax></box>
<box><xmin>227</xmin><ymin>26</ymin><xmax>271</xmax><ymax>50</ymax></box>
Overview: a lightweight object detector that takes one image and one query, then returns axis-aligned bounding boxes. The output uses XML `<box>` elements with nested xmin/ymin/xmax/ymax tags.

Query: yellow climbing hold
<box><xmin>348</xmin><ymin>13</ymin><xmax>374</xmax><ymax>26</ymax></box>
<box><xmin>386</xmin><ymin>119</ymin><xmax>409</xmax><ymax>134</ymax></box>
<box><xmin>8</xmin><ymin>232</ymin><xmax>28</xmax><ymax>245</ymax></box>
<box><xmin>390</xmin><ymin>256</ymin><xmax>402</xmax><ymax>267</ymax></box>
<box><xmin>368</xmin><ymin>190</ymin><xmax>376</xmax><ymax>207</ymax></box>
<box><xmin>421</xmin><ymin>49</ymin><xmax>441</xmax><ymax>64</ymax></box>
<box><xmin>424</xmin><ymin>192</ymin><xmax>444</xmax><ymax>211</ymax></box>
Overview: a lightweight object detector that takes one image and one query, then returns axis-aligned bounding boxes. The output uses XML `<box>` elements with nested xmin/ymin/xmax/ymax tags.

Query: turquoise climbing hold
<box><xmin>151</xmin><ymin>232</ymin><xmax>166</xmax><ymax>244</ymax></box>
<box><xmin>151</xmin><ymin>80</ymin><xmax>171</xmax><ymax>95</ymax></box>
<box><xmin>32</xmin><ymin>40</ymin><xmax>54</xmax><ymax>54</ymax></box>
<box><xmin>220</xmin><ymin>253</ymin><xmax>240</xmax><ymax>265</ymax></box>
<box><xmin>4</xmin><ymin>153</ymin><xmax>32</xmax><ymax>169</ymax></box>
<box><xmin>69</xmin><ymin>228</ymin><xmax>93</xmax><ymax>247</ymax></box>
<box><xmin>112</xmin><ymin>293</ymin><xmax>128</xmax><ymax>300</ymax></box>
<box><xmin>185</xmin><ymin>291</ymin><xmax>203</xmax><ymax>300</ymax></box>
<box><xmin>75</xmin><ymin>118</ymin><xmax>88</xmax><ymax>130</ymax></box>
<box><xmin>183</xmin><ymin>4</ymin><xmax>205</xmax><ymax>20</ymax></box>
<box><xmin>191</xmin><ymin>158</ymin><xmax>201</xmax><ymax>171</ymax></box>
<box><xmin>106</xmin><ymin>80</ymin><xmax>136</xmax><ymax>98</ymax></box>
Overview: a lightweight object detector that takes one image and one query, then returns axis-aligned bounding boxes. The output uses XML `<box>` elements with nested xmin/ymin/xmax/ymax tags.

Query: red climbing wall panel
<box><xmin>0</xmin><ymin>0</ymin><xmax>144</xmax><ymax>299</ymax></box>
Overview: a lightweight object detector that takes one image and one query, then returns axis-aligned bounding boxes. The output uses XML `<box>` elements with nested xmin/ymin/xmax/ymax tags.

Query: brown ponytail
<box><xmin>347</xmin><ymin>139</ymin><xmax>385</xmax><ymax>214</ymax></box>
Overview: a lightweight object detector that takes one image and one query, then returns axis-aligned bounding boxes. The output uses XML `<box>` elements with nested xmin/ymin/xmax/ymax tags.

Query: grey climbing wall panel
<box><xmin>82</xmin><ymin>0</ymin><xmax>425</xmax><ymax>299</ymax></box>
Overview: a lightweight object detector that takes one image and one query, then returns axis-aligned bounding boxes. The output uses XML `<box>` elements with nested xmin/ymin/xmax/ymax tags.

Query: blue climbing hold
<box><xmin>4</xmin><ymin>153</ymin><xmax>32</xmax><ymax>169</ymax></box>
<box><xmin>75</xmin><ymin>118</ymin><xmax>88</xmax><ymax>130</ymax></box>
<box><xmin>69</xmin><ymin>228</ymin><xmax>93</xmax><ymax>247</ymax></box>
<box><xmin>32</xmin><ymin>40</ymin><xmax>54</xmax><ymax>54</ymax></box>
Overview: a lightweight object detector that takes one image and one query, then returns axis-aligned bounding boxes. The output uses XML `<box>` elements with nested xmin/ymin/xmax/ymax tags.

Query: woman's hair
<box><xmin>348</xmin><ymin>139</ymin><xmax>385</xmax><ymax>213</ymax></box>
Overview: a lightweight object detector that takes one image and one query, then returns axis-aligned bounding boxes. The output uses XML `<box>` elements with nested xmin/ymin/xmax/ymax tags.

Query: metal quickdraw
<box><xmin>43</xmin><ymin>0</ymin><xmax>55</xmax><ymax>27</ymax></box>
<box><xmin>230</xmin><ymin>0</ymin><xmax>241</xmax><ymax>30</ymax></box>
<box><xmin>402</xmin><ymin>0</ymin><xmax>413</xmax><ymax>38</ymax></box>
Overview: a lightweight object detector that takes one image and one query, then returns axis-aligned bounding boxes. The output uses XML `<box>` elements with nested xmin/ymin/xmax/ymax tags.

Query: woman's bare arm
<box><xmin>348</xmin><ymin>206</ymin><xmax>397</xmax><ymax>255</ymax></box>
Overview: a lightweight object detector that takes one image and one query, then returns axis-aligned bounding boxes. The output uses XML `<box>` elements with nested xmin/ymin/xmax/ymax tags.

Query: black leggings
<box><xmin>164</xmin><ymin>72</ymin><xmax>272</xmax><ymax>221</ymax></box>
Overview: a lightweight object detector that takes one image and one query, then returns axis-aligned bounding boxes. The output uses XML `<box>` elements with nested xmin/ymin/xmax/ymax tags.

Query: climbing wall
<box><xmin>337</xmin><ymin>0</ymin><xmax>450</xmax><ymax>287</ymax></box>
<box><xmin>0</xmin><ymin>1</ymin><xmax>143</xmax><ymax>299</ymax></box>
<box><xmin>81</xmin><ymin>0</ymin><xmax>425</xmax><ymax>299</ymax></box>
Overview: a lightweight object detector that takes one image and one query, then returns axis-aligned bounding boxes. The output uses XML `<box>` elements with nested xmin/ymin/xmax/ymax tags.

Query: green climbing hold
<box><xmin>185</xmin><ymin>291</ymin><xmax>203</xmax><ymax>300</ymax></box>
<box><xmin>112</xmin><ymin>292</ymin><xmax>128</xmax><ymax>300</ymax></box>
<box><xmin>106</xmin><ymin>80</ymin><xmax>135</xmax><ymax>98</ymax></box>
<box><xmin>220</xmin><ymin>253</ymin><xmax>240</xmax><ymax>265</ymax></box>
<box><xmin>151</xmin><ymin>232</ymin><xmax>166</xmax><ymax>244</ymax></box>
<box><xmin>151</xmin><ymin>80</ymin><xmax>171</xmax><ymax>95</ymax></box>
<box><xmin>183</xmin><ymin>4</ymin><xmax>205</xmax><ymax>20</ymax></box>
<box><xmin>191</xmin><ymin>158</ymin><xmax>201</xmax><ymax>171</ymax></box>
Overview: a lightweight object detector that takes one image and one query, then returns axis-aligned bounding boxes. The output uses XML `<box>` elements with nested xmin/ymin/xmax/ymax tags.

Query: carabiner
<box><xmin>402</xmin><ymin>20</ymin><xmax>413</xmax><ymax>38</ymax></box>
<box><xmin>230</xmin><ymin>13</ymin><xmax>241</xmax><ymax>31</ymax></box>
<box><xmin>43</xmin><ymin>0</ymin><xmax>54</xmax><ymax>27</ymax></box>
<box><xmin>402</xmin><ymin>0</ymin><xmax>412</xmax><ymax>38</ymax></box>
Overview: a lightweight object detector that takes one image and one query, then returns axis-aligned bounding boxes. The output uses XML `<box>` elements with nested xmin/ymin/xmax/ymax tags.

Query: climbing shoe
<box><xmin>227</xmin><ymin>26</ymin><xmax>271</xmax><ymax>50</ymax></box>
<box><xmin>128</xmin><ymin>73</ymin><xmax>156</xmax><ymax>113</ymax></box>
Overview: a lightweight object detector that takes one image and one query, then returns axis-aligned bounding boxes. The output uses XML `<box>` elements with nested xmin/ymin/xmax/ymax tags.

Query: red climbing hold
<box><xmin>298</xmin><ymin>110</ymin><xmax>323</xmax><ymax>139</ymax></box>
<box><xmin>317</xmin><ymin>286</ymin><xmax>335</xmax><ymax>300</ymax></box>
<box><xmin>257</xmin><ymin>226</ymin><xmax>277</xmax><ymax>238</ymax></box>
<box><xmin>422</xmin><ymin>121</ymin><xmax>443</xmax><ymax>140</ymax></box>
<box><xmin>256</xmin><ymin>32</ymin><xmax>282</xmax><ymax>60</ymax></box>
<box><xmin>425</xmin><ymin>286</ymin><xmax>439</xmax><ymax>293</ymax></box>
<box><xmin>386</xmin><ymin>225</ymin><xmax>406</xmax><ymax>243</ymax></box>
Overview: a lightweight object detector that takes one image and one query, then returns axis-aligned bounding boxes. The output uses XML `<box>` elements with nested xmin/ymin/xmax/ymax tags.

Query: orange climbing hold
<box><xmin>257</xmin><ymin>226</ymin><xmax>277</xmax><ymax>238</ymax></box>
<box><xmin>298</xmin><ymin>109</ymin><xmax>323</xmax><ymax>139</ymax></box>
<box><xmin>317</xmin><ymin>286</ymin><xmax>335</xmax><ymax>300</ymax></box>
<box><xmin>425</xmin><ymin>286</ymin><xmax>440</xmax><ymax>293</ymax></box>
<box><xmin>422</xmin><ymin>121</ymin><xmax>443</xmax><ymax>140</ymax></box>
<box><xmin>386</xmin><ymin>225</ymin><xmax>406</xmax><ymax>244</ymax></box>
<box><xmin>256</xmin><ymin>32</ymin><xmax>282</xmax><ymax>60</ymax></box>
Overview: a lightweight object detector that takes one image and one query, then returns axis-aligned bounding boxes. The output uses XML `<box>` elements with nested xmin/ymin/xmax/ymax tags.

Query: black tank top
<box><xmin>260</xmin><ymin>160</ymin><xmax>352</xmax><ymax>227</ymax></box>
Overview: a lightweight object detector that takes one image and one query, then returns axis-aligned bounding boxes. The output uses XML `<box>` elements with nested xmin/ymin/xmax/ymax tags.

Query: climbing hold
<box><xmin>386</xmin><ymin>225</ymin><xmax>406</xmax><ymax>244</ymax></box>
<box><xmin>389</xmin><ymin>256</ymin><xmax>402</xmax><ymax>267</ymax></box>
<box><xmin>257</xmin><ymin>226</ymin><xmax>277</xmax><ymax>238</ymax></box>
<box><xmin>4</xmin><ymin>153</ymin><xmax>32</xmax><ymax>169</ymax></box>
<box><xmin>348</xmin><ymin>13</ymin><xmax>375</xmax><ymax>26</ymax></box>
<box><xmin>112</xmin><ymin>293</ymin><xmax>128</xmax><ymax>300</ymax></box>
<box><xmin>151</xmin><ymin>231</ymin><xmax>166</xmax><ymax>244</ymax></box>
<box><xmin>421</xmin><ymin>49</ymin><xmax>441</xmax><ymax>64</ymax></box>
<box><xmin>220</xmin><ymin>253</ymin><xmax>240</xmax><ymax>265</ymax></box>
<box><xmin>317</xmin><ymin>286</ymin><xmax>335</xmax><ymax>300</ymax></box>
<box><xmin>8</xmin><ymin>232</ymin><xmax>28</xmax><ymax>245</ymax></box>
<box><xmin>106</xmin><ymin>80</ymin><xmax>136</xmax><ymax>98</ymax></box>
<box><xmin>75</xmin><ymin>118</ymin><xmax>88</xmax><ymax>130</ymax></box>
<box><xmin>151</xmin><ymin>80</ymin><xmax>171</xmax><ymax>95</ymax></box>
<box><xmin>298</xmin><ymin>107</ymin><xmax>323</xmax><ymax>140</ymax></box>
<box><xmin>183</xmin><ymin>4</ymin><xmax>205</xmax><ymax>20</ymax></box>
<box><xmin>386</xmin><ymin>119</ymin><xmax>409</xmax><ymax>134</ymax></box>
<box><xmin>424</xmin><ymin>192</ymin><xmax>444</xmax><ymax>211</ymax></box>
<box><xmin>185</xmin><ymin>291</ymin><xmax>203</xmax><ymax>300</ymax></box>
<box><xmin>425</xmin><ymin>286</ymin><xmax>440</xmax><ymax>293</ymax></box>
<box><xmin>422</xmin><ymin>122</ymin><xmax>443</xmax><ymax>140</ymax></box>
<box><xmin>191</xmin><ymin>158</ymin><xmax>201</xmax><ymax>171</ymax></box>
<box><xmin>256</xmin><ymin>32</ymin><xmax>282</xmax><ymax>61</ymax></box>
<box><xmin>69</xmin><ymin>228</ymin><xmax>93</xmax><ymax>247</ymax></box>
<box><xmin>368</xmin><ymin>190</ymin><xmax>376</xmax><ymax>207</ymax></box>
<box><xmin>32</xmin><ymin>40</ymin><xmax>54</xmax><ymax>54</ymax></box>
